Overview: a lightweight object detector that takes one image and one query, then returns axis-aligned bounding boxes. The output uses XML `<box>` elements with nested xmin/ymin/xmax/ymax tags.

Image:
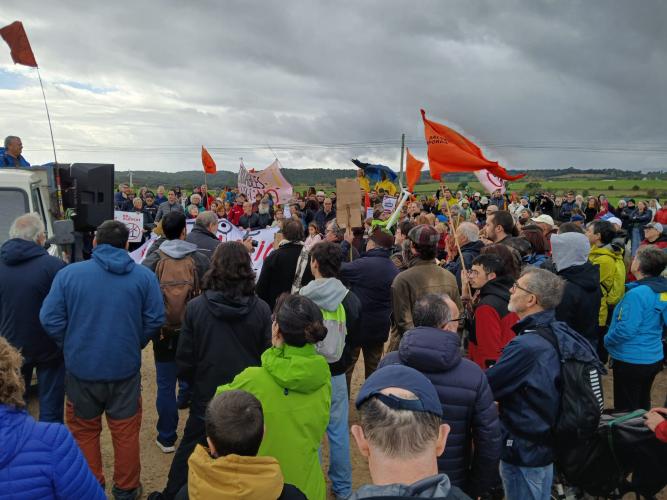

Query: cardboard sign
<box><xmin>336</xmin><ymin>178</ymin><xmax>362</xmax><ymax>228</ymax></box>
<box><xmin>114</xmin><ymin>211</ymin><xmax>144</xmax><ymax>243</ymax></box>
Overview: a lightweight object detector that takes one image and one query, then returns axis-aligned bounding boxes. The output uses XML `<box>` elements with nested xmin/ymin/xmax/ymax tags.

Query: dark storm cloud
<box><xmin>0</xmin><ymin>0</ymin><xmax>664</xmax><ymax>171</ymax></box>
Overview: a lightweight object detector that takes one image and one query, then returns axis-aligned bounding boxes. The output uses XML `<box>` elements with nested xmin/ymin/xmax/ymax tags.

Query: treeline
<box><xmin>115</xmin><ymin>166</ymin><xmax>667</xmax><ymax>189</ymax></box>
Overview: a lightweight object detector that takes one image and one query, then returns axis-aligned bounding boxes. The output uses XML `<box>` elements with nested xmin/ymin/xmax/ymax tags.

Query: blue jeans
<box><xmin>326</xmin><ymin>374</ymin><xmax>352</xmax><ymax>498</ymax></box>
<box><xmin>155</xmin><ymin>361</ymin><xmax>190</xmax><ymax>446</ymax></box>
<box><xmin>631</xmin><ymin>227</ymin><xmax>643</xmax><ymax>257</ymax></box>
<box><xmin>22</xmin><ymin>359</ymin><xmax>65</xmax><ymax>423</ymax></box>
<box><xmin>500</xmin><ymin>461</ymin><xmax>553</xmax><ymax>500</ymax></box>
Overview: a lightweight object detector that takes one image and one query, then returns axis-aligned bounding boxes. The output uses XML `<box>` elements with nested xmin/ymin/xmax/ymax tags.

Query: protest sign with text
<box><xmin>114</xmin><ymin>211</ymin><xmax>144</xmax><ymax>243</ymax></box>
<box><xmin>238</xmin><ymin>160</ymin><xmax>293</xmax><ymax>204</ymax></box>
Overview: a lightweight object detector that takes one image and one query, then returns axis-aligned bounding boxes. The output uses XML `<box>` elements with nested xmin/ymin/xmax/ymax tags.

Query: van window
<box><xmin>0</xmin><ymin>189</ymin><xmax>29</xmax><ymax>245</ymax></box>
<box><xmin>30</xmin><ymin>185</ymin><xmax>48</xmax><ymax>238</ymax></box>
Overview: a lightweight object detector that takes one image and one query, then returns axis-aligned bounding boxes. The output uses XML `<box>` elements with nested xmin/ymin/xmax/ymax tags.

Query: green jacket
<box><xmin>217</xmin><ymin>343</ymin><xmax>332</xmax><ymax>500</ymax></box>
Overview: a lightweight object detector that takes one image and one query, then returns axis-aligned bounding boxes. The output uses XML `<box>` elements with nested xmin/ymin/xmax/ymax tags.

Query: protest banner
<box><xmin>474</xmin><ymin>169</ymin><xmax>506</xmax><ymax>194</ymax></box>
<box><xmin>114</xmin><ymin>211</ymin><xmax>144</xmax><ymax>243</ymax></box>
<box><xmin>130</xmin><ymin>219</ymin><xmax>279</xmax><ymax>277</ymax></box>
<box><xmin>336</xmin><ymin>178</ymin><xmax>362</xmax><ymax>228</ymax></box>
<box><xmin>238</xmin><ymin>160</ymin><xmax>293</xmax><ymax>204</ymax></box>
<box><xmin>382</xmin><ymin>196</ymin><xmax>397</xmax><ymax>212</ymax></box>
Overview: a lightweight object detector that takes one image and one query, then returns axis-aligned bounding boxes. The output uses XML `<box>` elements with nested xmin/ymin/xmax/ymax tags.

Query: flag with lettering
<box><xmin>0</xmin><ymin>21</ymin><xmax>37</xmax><ymax>67</ymax></box>
<box><xmin>421</xmin><ymin>109</ymin><xmax>524</xmax><ymax>181</ymax></box>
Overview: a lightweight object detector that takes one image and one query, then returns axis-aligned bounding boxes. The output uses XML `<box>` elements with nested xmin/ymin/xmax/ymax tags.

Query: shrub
<box><xmin>608</xmin><ymin>185</ymin><xmax>614</xmax><ymax>190</ymax></box>
<box><xmin>647</xmin><ymin>188</ymin><xmax>657</xmax><ymax>198</ymax></box>
<box><xmin>632</xmin><ymin>185</ymin><xmax>640</xmax><ymax>191</ymax></box>
<box><xmin>582</xmin><ymin>189</ymin><xmax>590</xmax><ymax>197</ymax></box>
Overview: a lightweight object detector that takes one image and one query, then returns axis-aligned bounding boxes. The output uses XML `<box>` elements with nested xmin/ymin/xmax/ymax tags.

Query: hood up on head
<box><xmin>551</xmin><ymin>232</ymin><xmax>591</xmax><ymax>272</ymax></box>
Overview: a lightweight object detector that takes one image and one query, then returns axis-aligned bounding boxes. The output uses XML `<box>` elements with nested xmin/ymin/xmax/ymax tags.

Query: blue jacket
<box><xmin>0</xmin><ymin>404</ymin><xmax>105</xmax><ymax>499</ymax></box>
<box><xmin>340</xmin><ymin>247</ymin><xmax>399</xmax><ymax>345</ymax></box>
<box><xmin>0</xmin><ymin>239</ymin><xmax>65</xmax><ymax>364</ymax></box>
<box><xmin>0</xmin><ymin>147</ymin><xmax>30</xmax><ymax>167</ymax></box>
<box><xmin>40</xmin><ymin>244</ymin><xmax>165</xmax><ymax>382</ymax></box>
<box><xmin>486</xmin><ymin>309</ymin><xmax>602</xmax><ymax>467</ymax></box>
<box><xmin>380</xmin><ymin>327</ymin><xmax>501</xmax><ymax>497</ymax></box>
<box><xmin>605</xmin><ymin>277</ymin><xmax>667</xmax><ymax>364</ymax></box>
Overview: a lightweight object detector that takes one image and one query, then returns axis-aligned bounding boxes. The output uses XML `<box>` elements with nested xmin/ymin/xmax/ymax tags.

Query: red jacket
<box><xmin>654</xmin><ymin>207</ymin><xmax>667</xmax><ymax>225</ymax></box>
<box><xmin>229</xmin><ymin>204</ymin><xmax>244</xmax><ymax>226</ymax></box>
<box><xmin>656</xmin><ymin>419</ymin><xmax>667</xmax><ymax>443</ymax></box>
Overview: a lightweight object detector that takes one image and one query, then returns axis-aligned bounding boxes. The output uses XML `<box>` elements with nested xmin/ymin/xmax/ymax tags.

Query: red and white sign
<box><xmin>474</xmin><ymin>169</ymin><xmax>506</xmax><ymax>195</ymax></box>
<box><xmin>238</xmin><ymin>160</ymin><xmax>293</xmax><ymax>205</ymax></box>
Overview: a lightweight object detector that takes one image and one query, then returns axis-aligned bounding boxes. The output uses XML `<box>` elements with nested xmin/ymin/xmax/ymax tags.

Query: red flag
<box><xmin>0</xmin><ymin>22</ymin><xmax>37</xmax><ymax>67</ymax></box>
<box><xmin>201</xmin><ymin>146</ymin><xmax>217</xmax><ymax>174</ymax></box>
<box><xmin>405</xmin><ymin>148</ymin><xmax>424</xmax><ymax>192</ymax></box>
<box><xmin>421</xmin><ymin>109</ymin><xmax>524</xmax><ymax>181</ymax></box>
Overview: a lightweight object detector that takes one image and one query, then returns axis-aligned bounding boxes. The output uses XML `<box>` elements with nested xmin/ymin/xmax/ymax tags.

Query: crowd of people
<box><xmin>1</xmin><ymin>169</ymin><xmax>667</xmax><ymax>500</ymax></box>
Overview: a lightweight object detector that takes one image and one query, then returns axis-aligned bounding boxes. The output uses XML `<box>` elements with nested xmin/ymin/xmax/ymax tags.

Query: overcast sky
<box><xmin>0</xmin><ymin>1</ymin><xmax>665</xmax><ymax>173</ymax></box>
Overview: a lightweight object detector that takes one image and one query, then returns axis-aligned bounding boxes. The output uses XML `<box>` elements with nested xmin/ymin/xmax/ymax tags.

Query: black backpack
<box><xmin>534</xmin><ymin>325</ymin><xmax>604</xmax><ymax>442</ymax></box>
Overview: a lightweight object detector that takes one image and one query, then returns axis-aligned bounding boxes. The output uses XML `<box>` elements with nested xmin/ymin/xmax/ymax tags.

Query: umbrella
<box><xmin>351</xmin><ymin>159</ymin><xmax>398</xmax><ymax>183</ymax></box>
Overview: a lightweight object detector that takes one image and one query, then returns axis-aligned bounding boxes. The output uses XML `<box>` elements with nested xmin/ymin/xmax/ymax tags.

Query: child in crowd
<box><xmin>304</xmin><ymin>221</ymin><xmax>322</xmax><ymax>250</ymax></box>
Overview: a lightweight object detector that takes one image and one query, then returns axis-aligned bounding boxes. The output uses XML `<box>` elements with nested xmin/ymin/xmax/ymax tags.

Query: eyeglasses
<box><xmin>511</xmin><ymin>281</ymin><xmax>537</xmax><ymax>297</ymax></box>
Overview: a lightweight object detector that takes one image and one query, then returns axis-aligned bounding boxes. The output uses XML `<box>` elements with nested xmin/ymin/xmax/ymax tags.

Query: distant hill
<box><xmin>115</xmin><ymin>166</ymin><xmax>667</xmax><ymax>189</ymax></box>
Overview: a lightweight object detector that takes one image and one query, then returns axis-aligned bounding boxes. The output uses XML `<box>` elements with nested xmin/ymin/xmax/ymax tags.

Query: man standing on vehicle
<box><xmin>40</xmin><ymin>220</ymin><xmax>165</xmax><ymax>499</ymax></box>
<box><xmin>0</xmin><ymin>135</ymin><xmax>30</xmax><ymax>167</ymax></box>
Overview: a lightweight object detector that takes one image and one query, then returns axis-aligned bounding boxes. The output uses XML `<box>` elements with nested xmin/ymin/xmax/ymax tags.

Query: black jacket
<box><xmin>339</xmin><ymin>247</ymin><xmax>399</xmax><ymax>345</ymax></box>
<box><xmin>330</xmin><ymin>290</ymin><xmax>362</xmax><ymax>377</ymax></box>
<box><xmin>176</xmin><ymin>291</ymin><xmax>272</xmax><ymax>415</ymax></box>
<box><xmin>555</xmin><ymin>261</ymin><xmax>601</xmax><ymax>345</ymax></box>
<box><xmin>380</xmin><ymin>327</ymin><xmax>501</xmax><ymax>497</ymax></box>
<box><xmin>185</xmin><ymin>225</ymin><xmax>220</xmax><ymax>259</ymax></box>
<box><xmin>239</xmin><ymin>212</ymin><xmax>260</xmax><ymax>229</ymax></box>
<box><xmin>444</xmin><ymin>240</ymin><xmax>484</xmax><ymax>288</ymax></box>
<box><xmin>314</xmin><ymin>209</ymin><xmax>336</xmax><ymax>233</ymax></box>
<box><xmin>0</xmin><ymin>239</ymin><xmax>65</xmax><ymax>364</ymax></box>
<box><xmin>256</xmin><ymin>242</ymin><xmax>314</xmax><ymax>311</ymax></box>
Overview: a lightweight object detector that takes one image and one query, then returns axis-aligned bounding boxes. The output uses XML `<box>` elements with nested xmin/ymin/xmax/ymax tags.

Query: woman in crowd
<box><xmin>584</xmin><ymin>196</ymin><xmax>599</xmax><ymax>223</ymax></box>
<box><xmin>630</xmin><ymin>200</ymin><xmax>652</xmax><ymax>256</ymax></box>
<box><xmin>215</xmin><ymin>203</ymin><xmax>226</xmax><ymax>219</ymax></box>
<box><xmin>161</xmin><ymin>242</ymin><xmax>273</xmax><ymax>499</ymax></box>
<box><xmin>186</xmin><ymin>204</ymin><xmax>199</xmax><ymax>220</ymax></box>
<box><xmin>520</xmin><ymin>225</ymin><xmax>549</xmax><ymax>267</ymax></box>
<box><xmin>216</xmin><ymin>294</ymin><xmax>331</xmax><ymax>500</ymax></box>
<box><xmin>271</xmin><ymin>207</ymin><xmax>285</xmax><ymax>228</ymax></box>
<box><xmin>0</xmin><ymin>337</ymin><xmax>105</xmax><ymax>499</ymax></box>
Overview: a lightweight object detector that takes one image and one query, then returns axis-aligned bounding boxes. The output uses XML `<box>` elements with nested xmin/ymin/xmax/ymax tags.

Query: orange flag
<box><xmin>201</xmin><ymin>146</ymin><xmax>217</xmax><ymax>174</ymax></box>
<box><xmin>421</xmin><ymin>109</ymin><xmax>524</xmax><ymax>181</ymax></box>
<box><xmin>405</xmin><ymin>148</ymin><xmax>424</xmax><ymax>192</ymax></box>
<box><xmin>0</xmin><ymin>21</ymin><xmax>37</xmax><ymax>67</ymax></box>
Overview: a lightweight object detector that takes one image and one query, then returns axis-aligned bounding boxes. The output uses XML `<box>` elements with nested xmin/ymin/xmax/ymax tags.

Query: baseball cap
<box><xmin>473</xmin><ymin>192</ymin><xmax>481</xmax><ymax>197</ymax></box>
<box><xmin>531</xmin><ymin>214</ymin><xmax>555</xmax><ymax>227</ymax></box>
<box><xmin>607</xmin><ymin>217</ymin><xmax>622</xmax><ymax>227</ymax></box>
<box><xmin>316</xmin><ymin>191</ymin><xmax>325</xmax><ymax>197</ymax></box>
<box><xmin>645</xmin><ymin>222</ymin><xmax>663</xmax><ymax>233</ymax></box>
<box><xmin>570</xmin><ymin>214</ymin><xmax>584</xmax><ymax>222</ymax></box>
<box><xmin>407</xmin><ymin>224</ymin><xmax>440</xmax><ymax>246</ymax></box>
<box><xmin>461</xmin><ymin>198</ymin><xmax>470</xmax><ymax>205</ymax></box>
<box><xmin>355</xmin><ymin>365</ymin><xmax>443</xmax><ymax>417</ymax></box>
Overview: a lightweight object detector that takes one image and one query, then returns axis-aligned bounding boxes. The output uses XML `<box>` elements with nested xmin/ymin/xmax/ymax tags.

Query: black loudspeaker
<box><xmin>60</xmin><ymin>163</ymin><xmax>114</xmax><ymax>231</ymax></box>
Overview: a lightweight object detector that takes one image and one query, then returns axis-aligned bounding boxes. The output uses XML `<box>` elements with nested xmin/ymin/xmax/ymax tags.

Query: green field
<box><xmin>295</xmin><ymin>178</ymin><xmax>667</xmax><ymax>205</ymax></box>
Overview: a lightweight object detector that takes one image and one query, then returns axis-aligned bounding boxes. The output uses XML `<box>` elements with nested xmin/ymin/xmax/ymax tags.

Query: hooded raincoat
<box><xmin>589</xmin><ymin>244</ymin><xmax>625</xmax><ymax>326</ymax></box>
<box><xmin>217</xmin><ymin>343</ymin><xmax>332</xmax><ymax>500</ymax></box>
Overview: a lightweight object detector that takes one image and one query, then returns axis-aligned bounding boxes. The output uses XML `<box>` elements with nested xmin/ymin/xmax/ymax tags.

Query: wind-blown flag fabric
<box><xmin>0</xmin><ymin>21</ymin><xmax>38</xmax><ymax>67</ymax></box>
<box><xmin>421</xmin><ymin>109</ymin><xmax>524</xmax><ymax>181</ymax></box>
<box><xmin>405</xmin><ymin>148</ymin><xmax>424</xmax><ymax>192</ymax></box>
<box><xmin>201</xmin><ymin>145</ymin><xmax>217</xmax><ymax>174</ymax></box>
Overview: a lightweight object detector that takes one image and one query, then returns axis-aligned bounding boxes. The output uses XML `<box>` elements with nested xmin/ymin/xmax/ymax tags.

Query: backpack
<box><xmin>534</xmin><ymin>325</ymin><xmax>604</xmax><ymax>442</ymax></box>
<box><xmin>316</xmin><ymin>303</ymin><xmax>347</xmax><ymax>363</ymax></box>
<box><xmin>155</xmin><ymin>250</ymin><xmax>201</xmax><ymax>337</ymax></box>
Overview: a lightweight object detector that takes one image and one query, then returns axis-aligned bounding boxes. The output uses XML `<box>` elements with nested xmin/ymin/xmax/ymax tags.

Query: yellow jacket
<box><xmin>188</xmin><ymin>445</ymin><xmax>287</xmax><ymax>499</ymax></box>
<box><xmin>589</xmin><ymin>245</ymin><xmax>625</xmax><ymax>326</ymax></box>
<box><xmin>374</xmin><ymin>179</ymin><xmax>397</xmax><ymax>196</ymax></box>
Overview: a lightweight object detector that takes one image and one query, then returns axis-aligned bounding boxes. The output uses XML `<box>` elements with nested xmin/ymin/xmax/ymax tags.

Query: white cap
<box><xmin>531</xmin><ymin>214</ymin><xmax>555</xmax><ymax>227</ymax></box>
<box><xmin>607</xmin><ymin>217</ymin><xmax>622</xmax><ymax>227</ymax></box>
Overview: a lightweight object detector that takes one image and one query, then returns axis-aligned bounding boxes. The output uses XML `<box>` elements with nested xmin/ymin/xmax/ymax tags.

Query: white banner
<box><xmin>130</xmin><ymin>219</ymin><xmax>279</xmax><ymax>277</ymax></box>
<box><xmin>238</xmin><ymin>160</ymin><xmax>293</xmax><ymax>205</ymax></box>
<box><xmin>474</xmin><ymin>169</ymin><xmax>506</xmax><ymax>195</ymax></box>
<box><xmin>114</xmin><ymin>211</ymin><xmax>144</xmax><ymax>243</ymax></box>
<box><xmin>382</xmin><ymin>196</ymin><xmax>397</xmax><ymax>212</ymax></box>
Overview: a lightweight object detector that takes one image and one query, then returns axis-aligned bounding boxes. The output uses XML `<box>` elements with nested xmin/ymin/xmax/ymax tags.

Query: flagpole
<box><xmin>36</xmin><ymin>67</ymin><xmax>65</xmax><ymax>218</ymax></box>
<box><xmin>398</xmin><ymin>133</ymin><xmax>405</xmax><ymax>191</ymax></box>
<box><xmin>440</xmin><ymin>179</ymin><xmax>471</xmax><ymax>299</ymax></box>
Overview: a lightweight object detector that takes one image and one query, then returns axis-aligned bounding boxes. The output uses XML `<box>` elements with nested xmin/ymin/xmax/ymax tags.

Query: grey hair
<box><xmin>413</xmin><ymin>294</ymin><xmax>452</xmax><ymax>328</ymax></box>
<box><xmin>326</xmin><ymin>219</ymin><xmax>344</xmax><ymax>238</ymax></box>
<box><xmin>520</xmin><ymin>267</ymin><xmax>565</xmax><ymax>309</ymax></box>
<box><xmin>4</xmin><ymin>136</ymin><xmax>19</xmax><ymax>149</ymax></box>
<box><xmin>190</xmin><ymin>193</ymin><xmax>202</xmax><ymax>203</ymax></box>
<box><xmin>9</xmin><ymin>213</ymin><xmax>45</xmax><ymax>242</ymax></box>
<box><xmin>358</xmin><ymin>392</ymin><xmax>441</xmax><ymax>458</ymax></box>
<box><xmin>457</xmin><ymin>222</ymin><xmax>479</xmax><ymax>242</ymax></box>
<box><xmin>195</xmin><ymin>211</ymin><xmax>218</xmax><ymax>229</ymax></box>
